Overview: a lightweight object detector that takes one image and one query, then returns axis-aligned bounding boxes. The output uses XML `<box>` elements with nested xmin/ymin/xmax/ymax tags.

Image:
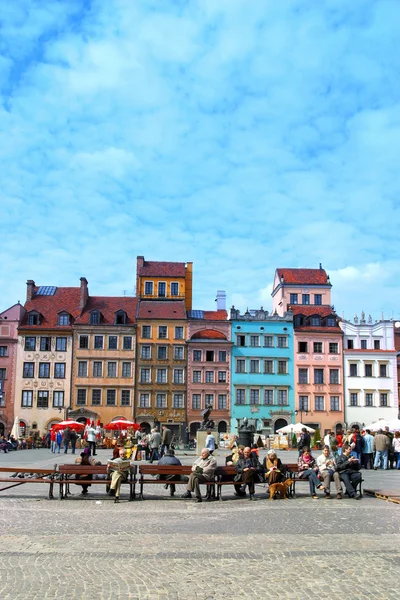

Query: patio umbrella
<box><xmin>104</xmin><ymin>419</ymin><xmax>141</xmax><ymax>431</ymax></box>
<box><xmin>53</xmin><ymin>419</ymin><xmax>85</xmax><ymax>431</ymax></box>
<box><xmin>387</xmin><ymin>418</ymin><xmax>400</xmax><ymax>432</ymax></box>
<box><xmin>276</xmin><ymin>422</ymin><xmax>315</xmax><ymax>434</ymax></box>
<box><xmin>10</xmin><ymin>416</ymin><xmax>21</xmax><ymax>439</ymax></box>
<box><xmin>363</xmin><ymin>419</ymin><xmax>390</xmax><ymax>432</ymax></box>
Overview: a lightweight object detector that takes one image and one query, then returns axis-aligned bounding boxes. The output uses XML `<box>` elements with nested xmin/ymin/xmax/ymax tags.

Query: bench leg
<box><xmin>49</xmin><ymin>481</ymin><xmax>54</xmax><ymax>499</ymax></box>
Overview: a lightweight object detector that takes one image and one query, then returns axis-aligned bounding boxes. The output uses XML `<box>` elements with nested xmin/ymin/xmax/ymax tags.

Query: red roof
<box><xmin>21</xmin><ymin>287</ymin><xmax>82</xmax><ymax>330</ymax></box>
<box><xmin>190</xmin><ymin>329</ymin><xmax>227</xmax><ymax>340</ymax></box>
<box><xmin>277</xmin><ymin>268</ymin><xmax>330</xmax><ymax>285</ymax></box>
<box><xmin>137</xmin><ymin>300</ymin><xmax>186</xmax><ymax>320</ymax></box>
<box><xmin>75</xmin><ymin>297</ymin><xmax>138</xmax><ymax>325</ymax></box>
<box><xmin>203</xmin><ymin>310</ymin><xmax>227</xmax><ymax>321</ymax></box>
<box><xmin>138</xmin><ymin>261</ymin><xmax>186</xmax><ymax>278</ymax></box>
<box><xmin>291</xmin><ymin>305</ymin><xmax>336</xmax><ymax>317</ymax></box>
<box><xmin>295</xmin><ymin>326</ymin><xmax>342</xmax><ymax>334</ymax></box>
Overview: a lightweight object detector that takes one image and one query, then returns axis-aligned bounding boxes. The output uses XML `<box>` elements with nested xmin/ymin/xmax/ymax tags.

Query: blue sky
<box><xmin>1</xmin><ymin>0</ymin><xmax>399</xmax><ymax>319</ymax></box>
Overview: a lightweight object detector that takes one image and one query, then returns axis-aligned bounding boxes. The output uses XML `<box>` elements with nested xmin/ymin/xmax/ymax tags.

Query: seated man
<box><xmin>158</xmin><ymin>448</ymin><xmax>183</xmax><ymax>496</ymax></box>
<box><xmin>107</xmin><ymin>448</ymin><xmax>132</xmax><ymax>503</ymax></box>
<box><xmin>316</xmin><ymin>445</ymin><xmax>342</xmax><ymax>499</ymax></box>
<box><xmin>235</xmin><ymin>446</ymin><xmax>262</xmax><ymax>501</ymax></box>
<box><xmin>181</xmin><ymin>448</ymin><xmax>217</xmax><ymax>503</ymax></box>
<box><xmin>335</xmin><ymin>444</ymin><xmax>362</xmax><ymax>500</ymax></box>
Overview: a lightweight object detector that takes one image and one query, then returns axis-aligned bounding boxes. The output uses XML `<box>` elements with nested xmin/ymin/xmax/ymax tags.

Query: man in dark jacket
<box><xmin>298</xmin><ymin>428</ymin><xmax>311</xmax><ymax>457</ymax></box>
<box><xmin>235</xmin><ymin>447</ymin><xmax>262</xmax><ymax>500</ymax></box>
<box><xmin>160</xmin><ymin>426</ymin><xmax>172</xmax><ymax>457</ymax></box>
<box><xmin>158</xmin><ymin>449</ymin><xmax>182</xmax><ymax>496</ymax></box>
<box><xmin>336</xmin><ymin>444</ymin><xmax>362</xmax><ymax>499</ymax></box>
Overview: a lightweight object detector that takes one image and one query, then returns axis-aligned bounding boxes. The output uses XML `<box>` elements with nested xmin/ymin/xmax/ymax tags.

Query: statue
<box><xmin>199</xmin><ymin>405</ymin><xmax>215</xmax><ymax>430</ymax></box>
<box><xmin>354</xmin><ymin>315</ymin><xmax>358</xmax><ymax>324</ymax></box>
<box><xmin>368</xmin><ymin>314</ymin><xmax>372</xmax><ymax>324</ymax></box>
<box><xmin>361</xmin><ymin>311</ymin><xmax>366</xmax><ymax>323</ymax></box>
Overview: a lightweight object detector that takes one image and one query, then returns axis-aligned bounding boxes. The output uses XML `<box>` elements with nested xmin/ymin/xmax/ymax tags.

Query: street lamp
<box><xmin>295</xmin><ymin>409</ymin><xmax>308</xmax><ymax>422</ymax></box>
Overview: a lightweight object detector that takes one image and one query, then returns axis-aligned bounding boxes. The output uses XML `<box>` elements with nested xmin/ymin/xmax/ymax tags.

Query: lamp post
<box><xmin>295</xmin><ymin>409</ymin><xmax>308</xmax><ymax>423</ymax></box>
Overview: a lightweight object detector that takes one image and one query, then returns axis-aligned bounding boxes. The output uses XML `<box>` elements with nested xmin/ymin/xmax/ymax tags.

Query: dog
<box><xmin>268</xmin><ymin>479</ymin><xmax>293</xmax><ymax>500</ymax></box>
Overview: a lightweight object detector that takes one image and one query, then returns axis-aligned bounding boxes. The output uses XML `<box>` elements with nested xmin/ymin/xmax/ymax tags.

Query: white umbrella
<box><xmin>387</xmin><ymin>418</ymin><xmax>400</xmax><ymax>432</ymax></box>
<box><xmin>363</xmin><ymin>419</ymin><xmax>390</xmax><ymax>432</ymax></box>
<box><xmin>276</xmin><ymin>422</ymin><xmax>315</xmax><ymax>434</ymax></box>
<box><xmin>11</xmin><ymin>416</ymin><xmax>21</xmax><ymax>439</ymax></box>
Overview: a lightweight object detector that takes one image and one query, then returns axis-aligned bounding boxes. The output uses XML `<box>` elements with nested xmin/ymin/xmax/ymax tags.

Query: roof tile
<box><xmin>75</xmin><ymin>297</ymin><xmax>138</xmax><ymax>325</ymax></box>
<box><xmin>277</xmin><ymin>268</ymin><xmax>330</xmax><ymax>285</ymax></box>
<box><xmin>138</xmin><ymin>261</ymin><xmax>186</xmax><ymax>277</ymax></box>
<box><xmin>137</xmin><ymin>300</ymin><xmax>186</xmax><ymax>320</ymax></box>
<box><xmin>21</xmin><ymin>287</ymin><xmax>81</xmax><ymax>330</ymax></box>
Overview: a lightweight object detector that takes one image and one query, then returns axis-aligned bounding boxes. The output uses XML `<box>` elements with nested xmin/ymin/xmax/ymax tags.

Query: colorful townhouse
<box><xmin>71</xmin><ymin>277</ymin><xmax>137</xmax><ymax>425</ymax></box>
<box><xmin>230</xmin><ymin>307</ymin><xmax>294</xmax><ymax>435</ymax></box>
<box><xmin>340</xmin><ymin>315</ymin><xmax>398</xmax><ymax>427</ymax></box>
<box><xmin>272</xmin><ymin>267</ymin><xmax>344</xmax><ymax>434</ymax></box>
<box><xmin>394</xmin><ymin>322</ymin><xmax>400</xmax><ymax>412</ymax></box>
<box><xmin>0</xmin><ymin>303</ymin><xmax>26</xmax><ymax>435</ymax></box>
<box><xmin>187</xmin><ymin>292</ymin><xmax>231</xmax><ymax>438</ymax></box>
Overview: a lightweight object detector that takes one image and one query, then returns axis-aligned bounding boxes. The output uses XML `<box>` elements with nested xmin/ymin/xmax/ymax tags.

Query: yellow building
<box><xmin>136</xmin><ymin>256</ymin><xmax>193</xmax><ymax>310</ymax></box>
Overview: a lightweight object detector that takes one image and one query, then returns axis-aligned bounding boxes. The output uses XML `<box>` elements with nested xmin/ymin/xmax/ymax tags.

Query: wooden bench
<box><xmin>138</xmin><ymin>465</ymin><xmax>217</xmax><ymax>500</ymax></box>
<box><xmin>285</xmin><ymin>463</ymin><xmax>364</xmax><ymax>497</ymax></box>
<box><xmin>215</xmin><ymin>466</ymin><xmax>267</xmax><ymax>500</ymax></box>
<box><xmin>0</xmin><ymin>466</ymin><xmax>58</xmax><ymax>499</ymax></box>
<box><xmin>58</xmin><ymin>464</ymin><xmax>137</xmax><ymax>500</ymax></box>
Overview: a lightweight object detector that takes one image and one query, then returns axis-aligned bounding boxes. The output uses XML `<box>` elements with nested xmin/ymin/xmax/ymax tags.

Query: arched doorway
<box><xmin>189</xmin><ymin>422</ymin><xmax>201</xmax><ymax>437</ymax></box>
<box><xmin>19</xmin><ymin>420</ymin><xmax>27</xmax><ymax>436</ymax></box>
<box><xmin>274</xmin><ymin>418</ymin><xmax>288</xmax><ymax>433</ymax></box>
<box><xmin>335</xmin><ymin>423</ymin><xmax>343</xmax><ymax>433</ymax></box>
<box><xmin>218</xmin><ymin>421</ymin><xmax>227</xmax><ymax>433</ymax></box>
<box><xmin>0</xmin><ymin>422</ymin><xmax>4</xmax><ymax>436</ymax></box>
<box><xmin>140</xmin><ymin>422</ymin><xmax>151</xmax><ymax>434</ymax></box>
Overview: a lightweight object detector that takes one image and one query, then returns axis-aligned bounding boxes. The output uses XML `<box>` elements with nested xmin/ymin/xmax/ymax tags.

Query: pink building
<box><xmin>0</xmin><ymin>303</ymin><xmax>26</xmax><ymax>435</ymax></box>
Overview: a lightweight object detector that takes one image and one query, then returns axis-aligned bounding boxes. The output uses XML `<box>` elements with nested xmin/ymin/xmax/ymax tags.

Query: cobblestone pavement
<box><xmin>0</xmin><ymin>449</ymin><xmax>399</xmax><ymax>599</ymax></box>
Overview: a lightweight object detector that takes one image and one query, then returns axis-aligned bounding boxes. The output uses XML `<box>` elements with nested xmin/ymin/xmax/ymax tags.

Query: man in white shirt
<box><xmin>87</xmin><ymin>424</ymin><xmax>97</xmax><ymax>456</ymax></box>
<box><xmin>317</xmin><ymin>445</ymin><xmax>342</xmax><ymax>499</ymax></box>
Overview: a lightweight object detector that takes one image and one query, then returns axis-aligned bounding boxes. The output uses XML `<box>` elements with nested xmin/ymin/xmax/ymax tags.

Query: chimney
<box><xmin>216</xmin><ymin>290</ymin><xmax>226</xmax><ymax>311</ymax></box>
<box><xmin>80</xmin><ymin>277</ymin><xmax>88</xmax><ymax>310</ymax></box>
<box><xmin>26</xmin><ymin>280</ymin><xmax>35</xmax><ymax>302</ymax></box>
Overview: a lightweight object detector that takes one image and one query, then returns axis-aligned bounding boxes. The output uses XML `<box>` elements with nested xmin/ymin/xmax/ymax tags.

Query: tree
<box><xmin>292</xmin><ymin>433</ymin><xmax>297</xmax><ymax>448</ymax></box>
<box><xmin>313</xmin><ymin>427</ymin><xmax>321</xmax><ymax>448</ymax></box>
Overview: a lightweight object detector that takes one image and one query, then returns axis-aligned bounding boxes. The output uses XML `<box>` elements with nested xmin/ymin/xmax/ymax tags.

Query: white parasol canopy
<box><xmin>276</xmin><ymin>422</ymin><xmax>315</xmax><ymax>434</ymax></box>
<box><xmin>10</xmin><ymin>416</ymin><xmax>21</xmax><ymax>439</ymax></box>
<box><xmin>363</xmin><ymin>419</ymin><xmax>390</xmax><ymax>432</ymax></box>
<box><xmin>387</xmin><ymin>418</ymin><xmax>400</xmax><ymax>432</ymax></box>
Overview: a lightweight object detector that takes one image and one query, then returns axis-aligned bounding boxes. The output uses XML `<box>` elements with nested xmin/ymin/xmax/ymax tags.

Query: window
<box><xmin>347</xmin><ymin>339</ymin><xmax>354</xmax><ymax>349</ymax></box>
<box><xmin>192</xmin><ymin>394</ymin><xmax>201</xmax><ymax>409</ymax></box>
<box><xmin>218</xmin><ymin>394</ymin><xmax>227</xmax><ymax>410</ymax></box>
<box><xmin>250</xmin><ymin>335</ymin><xmax>259</xmax><ymax>347</ymax></box>
<box><xmin>298</xmin><ymin>341</ymin><xmax>308</xmax><ymax>353</ymax></box>
<box><xmin>37</xmin><ymin>391</ymin><xmax>49</xmax><ymax>408</ymax></box>
<box><xmin>250</xmin><ymin>360</ymin><xmax>260</xmax><ymax>374</ymax></box>
<box><xmin>237</xmin><ymin>335</ymin><xmax>246</xmax><ymax>347</ymax></box>
<box><xmin>28</xmin><ymin>313</ymin><xmax>39</xmax><ymax>325</ymax></box>
<box><xmin>22</xmin><ymin>390</ymin><xmax>33</xmax><ymax>407</ymax></box>
<box><xmin>290</xmin><ymin>293</ymin><xmax>298</xmax><ymax>305</ymax></box>
<box><xmin>171</xmin><ymin>282</ymin><xmax>179</xmax><ymax>296</ymax></box>
<box><xmin>330</xmin><ymin>396</ymin><xmax>340</xmax><ymax>411</ymax></box>
<box><xmin>107</xmin><ymin>362</ymin><xmax>117</xmax><ymax>377</ymax></box>
<box><xmin>218</xmin><ymin>371</ymin><xmax>226</xmax><ymax>383</ymax></box>
<box><xmin>39</xmin><ymin>363</ymin><xmax>50</xmax><ymax>378</ymax></box>
<box><xmin>299</xmin><ymin>396</ymin><xmax>308</xmax><ymax>411</ymax></box>
<box><xmin>173</xmin><ymin>393</ymin><xmax>184</xmax><ymax>408</ymax></box>
<box><xmin>58</xmin><ymin>313</ymin><xmax>69</xmax><ymax>325</ymax></box>
<box><xmin>144</xmin><ymin>281</ymin><xmax>153</xmax><ymax>295</ymax></box>
<box><xmin>53</xmin><ymin>391</ymin><xmax>64</xmax><ymax>408</ymax></box>
<box><xmin>158</xmin><ymin>282</ymin><xmax>166</xmax><ymax>297</ymax></box>
<box><xmin>108</xmin><ymin>336</ymin><xmax>118</xmax><ymax>350</ymax></box>
<box><xmin>193</xmin><ymin>350</ymin><xmax>201</xmax><ymax>361</ymax></box>
<box><xmin>250</xmin><ymin>389</ymin><xmax>259</xmax><ymax>405</ymax></box>
<box><xmin>173</xmin><ymin>369</ymin><xmax>184</xmax><ymax>384</ymax></box>
<box><xmin>236</xmin><ymin>359</ymin><xmax>246</xmax><ymax>373</ymax></box>
<box><xmin>139</xmin><ymin>393</ymin><xmax>150</xmax><ymax>408</ymax></box>
<box><xmin>121</xmin><ymin>390</ymin><xmax>131</xmax><ymax>406</ymax></box>
<box><xmin>91</xmin><ymin>390</ymin><xmax>101</xmax><ymax>406</ymax></box>
<box><xmin>206</xmin><ymin>351</ymin><xmax>214</xmax><ymax>362</ymax></box>
<box><xmin>25</xmin><ymin>337</ymin><xmax>36</xmax><ymax>351</ymax></box>
<box><xmin>93</xmin><ymin>362</ymin><xmax>102</xmax><ymax>377</ymax></box>
<box><xmin>365</xmin><ymin>364</ymin><xmax>373</xmax><ymax>377</ymax></box>
<box><xmin>0</xmin><ymin>368</ymin><xmax>5</xmax><ymax>380</ymax></box>
<box><xmin>157</xmin><ymin>368</ymin><xmax>167</xmax><ymax>383</ymax></box>
<box><xmin>236</xmin><ymin>389</ymin><xmax>245</xmax><ymax>405</ymax></box>
<box><xmin>294</xmin><ymin>315</ymin><xmax>304</xmax><ymax>327</ymax></box>
<box><xmin>302</xmin><ymin>294</ymin><xmax>310</xmax><ymax>305</ymax></box>
<box><xmin>278</xmin><ymin>360</ymin><xmax>287</xmax><ymax>375</ymax></box>
<box><xmin>106</xmin><ymin>390</ymin><xmax>116</xmax><ymax>406</ymax></box>
<box><xmin>78</xmin><ymin>361</ymin><xmax>88</xmax><ymax>377</ymax></box>
<box><xmin>140</xmin><ymin>368</ymin><xmax>151</xmax><ymax>383</ymax></box>
<box><xmin>329</xmin><ymin>369</ymin><xmax>339</xmax><ymax>384</ymax></box>
<box><xmin>311</xmin><ymin>317</ymin><xmax>320</xmax><ymax>326</ymax></box>
<box><xmin>326</xmin><ymin>317</ymin><xmax>336</xmax><ymax>327</ymax></box>
<box><xmin>361</xmin><ymin>339</ymin><xmax>367</xmax><ymax>349</ymax></box>
<box><xmin>374</xmin><ymin>340</ymin><xmax>380</xmax><ymax>350</ymax></box>
<box><xmin>174</xmin><ymin>326</ymin><xmax>183</xmax><ymax>339</ymax></box>
<box><xmin>379</xmin><ymin>364</ymin><xmax>387</xmax><ymax>377</ymax></box>
<box><xmin>313</xmin><ymin>342</ymin><xmax>322</xmax><ymax>353</ymax></box>
<box><xmin>349</xmin><ymin>364</ymin><xmax>358</xmax><ymax>377</ymax></box>
<box><xmin>141</xmin><ymin>345</ymin><xmax>151</xmax><ymax>359</ymax></box>
<box><xmin>56</xmin><ymin>337</ymin><xmax>67</xmax><ymax>351</ymax></box>
<box><xmin>264</xmin><ymin>360</ymin><xmax>274</xmax><ymax>374</ymax></box>
<box><xmin>54</xmin><ymin>363</ymin><xmax>65</xmax><ymax>378</ymax></box>
<box><xmin>77</xmin><ymin>389</ymin><xmax>87</xmax><ymax>405</ymax></box>
<box><xmin>315</xmin><ymin>396</ymin><xmax>324</xmax><ymax>410</ymax></box>
<box><xmin>158</xmin><ymin>326</ymin><xmax>167</xmax><ymax>339</ymax></box>
<box><xmin>264</xmin><ymin>335</ymin><xmax>273</xmax><ymax>348</ymax></box>
<box><xmin>122</xmin><ymin>362</ymin><xmax>131</xmax><ymax>378</ymax></box>
<box><xmin>380</xmin><ymin>393</ymin><xmax>388</xmax><ymax>407</ymax></box>
<box><xmin>264</xmin><ymin>389</ymin><xmax>273</xmax><ymax>405</ymax></box>
<box><xmin>329</xmin><ymin>343</ymin><xmax>338</xmax><ymax>354</ymax></box>
<box><xmin>205</xmin><ymin>371</ymin><xmax>214</xmax><ymax>383</ymax></box>
<box><xmin>94</xmin><ymin>336</ymin><xmax>103</xmax><ymax>350</ymax></box>
<box><xmin>115</xmin><ymin>311</ymin><xmax>127</xmax><ymax>325</ymax></box>
<box><xmin>314</xmin><ymin>294</ymin><xmax>322</xmax><ymax>305</ymax></box>
<box><xmin>174</xmin><ymin>346</ymin><xmax>184</xmax><ymax>360</ymax></box>
<box><xmin>79</xmin><ymin>335</ymin><xmax>89</xmax><ymax>349</ymax></box>
<box><xmin>219</xmin><ymin>351</ymin><xmax>227</xmax><ymax>362</ymax></box>
<box><xmin>90</xmin><ymin>311</ymin><xmax>100</xmax><ymax>325</ymax></box>
<box><xmin>365</xmin><ymin>393</ymin><xmax>373</xmax><ymax>407</ymax></box>
<box><xmin>142</xmin><ymin>326</ymin><xmax>151</xmax><ymax>339</ymax></box>
<box><xmin>350</xmin><ymin>393</ymin><xmax>358</xmax><ymax>406</ymax></box>
<box><xmin>123</xmin><ymin>336</ymin><xmax>132</xmax><ymax>350</ymax></box>
<box><xmin>298</xmin><ymin>368</ymin><xmax>308</xmax><ymax>384</ymax></box>
<box><xmin>205</xmin><ymin>393</ymin><xmax>214</xmax><ymax>407</ymax></box>
<box><xmin>314</xmin><ymin>369</ymin><xmax>324</xmax><ymax>384</ymax></box>
<box><xmin>0</xmin><ymin>393</ymin><xmax>4</xmax><ymax>407</ymax></box>
<box><xmin>277</xmin><ymin>336</ymin><xmax>287</xmax><ymax>348</ymax></box>
<box><xmin>23</xmin><ymin>362</ymin><xmax>34</xmax><ymax>378</ymax></box>
<box><xmin>156</xmin><ymin>393</ymin><xmax>167</xmax><ymax>408</ymax></box>
<box><xmin>40</xmin><ymin>337</ymin><xmax>51</xmax><ymax>351</ymax></box>
<box><xmin>193</xmin><ymin>371</ymin><xmax>202</xmax><ymax>383</ymax></box>
<box><xmin>158</xmin><ymin>346</ymin><xmax>168</xmax><ymax>360</ymax></box>
<box><xmin>278</xmin><ymin>390</ymin><xmax>288</xmax><ymax>405</ymax></box>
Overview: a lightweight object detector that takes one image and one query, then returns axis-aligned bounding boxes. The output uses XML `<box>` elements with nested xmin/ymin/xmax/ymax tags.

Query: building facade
<box><xmin>136</xmin><ymin>256</ymin><xmax>193</xmax><ymax>311</ymax></box>
<box><xmin>272</xmin><ymin>266</ymin><xmax>332</xmax><ymax>316</ymax></box>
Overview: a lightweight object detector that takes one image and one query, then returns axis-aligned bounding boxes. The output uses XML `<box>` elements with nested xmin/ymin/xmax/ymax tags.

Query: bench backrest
<box><xmin>139</xmin><ymin>465</ymin><xmax>192</xmax><ymax>476</ymax></box>
<box><xmin>285</xmin><ymin>463</ymin><xmax>299</xmax><ymax>473</ymax></box>
<box><xmin>216</xmin><ymin>466</ymin><xmax>236</xmax><ymax>476</ymax></box>
<box><xmin>59</xmin><ymin>465</ymin><xmax>110</xmax><ymax>476</ymax></box>
<box><xmin>0</xmin><ymin>467</ymin><xmax>56</xmax><ymax>474</ymax></box>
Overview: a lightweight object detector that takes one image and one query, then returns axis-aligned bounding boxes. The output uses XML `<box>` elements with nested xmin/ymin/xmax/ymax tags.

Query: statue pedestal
<box><xmin>196</xmin><ymin>430</ymin><xmax>218</xmax><ymax>455</ymax></box>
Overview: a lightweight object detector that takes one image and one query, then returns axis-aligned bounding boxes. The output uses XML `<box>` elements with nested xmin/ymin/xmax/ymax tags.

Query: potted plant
<box><xmin>313</xmin><ymin>428</ymin><xmax>321</xmax><ymax>450</ymax></box>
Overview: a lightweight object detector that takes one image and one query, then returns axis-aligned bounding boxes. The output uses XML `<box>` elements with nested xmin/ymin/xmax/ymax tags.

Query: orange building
<box><xmin>136</xmin><ymin>256</ymin><xmax>193</xmax><ymax>310</ymax></box>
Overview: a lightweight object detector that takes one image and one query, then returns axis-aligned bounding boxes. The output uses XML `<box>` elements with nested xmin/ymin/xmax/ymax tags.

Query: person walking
<box><xmin>87</xmin><ymin>423</ymin><xmax>97</xmax><ymax>456</ymax></box>
<box><xmin>56</xmin><ymin>430</ymin><xmax>63</xmax><ymax>454</ymax></box>
<box><xmin>149</xmin><ymin>428</ymin><xmax>161</xmax><ymax>463</ymax></box>
<box><xmin>392</xmin><ymin>431</ymin><xmax>400</xmax><ymax>470</ymax></box>
<box><xmin>205</xmin><ymin>430</ymin><xmax>216</xmax><ymax>454</ymax></box>
<box><xmin>50</xmin><ymin>429</ymin><xmax>57</xmax><ymax>453</ymax></box>
<box><xmin>63</xmin><ymin>427</ymin><xmax>71</xmax><ymax>454</ymax></box>
<box><xmin>160</xmin><ymin>425</ymin><xmax>172</xmax><ymax>457</ymax></box>
<box><xmin>361</xmin><ymin>429</ymin><xmax>374</xmax><ymax>469</ymax></box>
<box><xmin>373</xmin><ymin>429</ymin><xmax>391</xmax><ymax>470</ymax></box>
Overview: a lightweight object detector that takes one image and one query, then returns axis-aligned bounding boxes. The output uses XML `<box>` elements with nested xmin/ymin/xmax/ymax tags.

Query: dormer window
<box><xmin>115</xmin><ymin>310</ymin><xmax>127</xmax><ymax>325</ymax></box>
<box><xmin>294</xmin><ymin>315</ymin><xmax>304</xmax><ymax>327</ymax></box>
<box><xmin>28</xmin><ymin>311</ymin><xmax>40</xmax><ymax>325</ymax></box>
<box><xmin>90</xmin><ymin>310</ymin><xmax>100</xmax><ymax>325</ymax></box>
<box><xmin>144</xmin><ymin>281</ymin><xmax>153</xmax><ymax>296</ymax></box>
<box><xmin>310</xmin><ymin>316</ymin><xmax>320</xmax><ymax>326</ymax></box>
<box><xmin>58</xmin><ymin>312</ymin><xmax>70</xmax><ymax>326</ymax></box>
<box><xmin>326</xmin><ymin>317</ymin><xmax>336</xmax><ymax>327</ymax></box>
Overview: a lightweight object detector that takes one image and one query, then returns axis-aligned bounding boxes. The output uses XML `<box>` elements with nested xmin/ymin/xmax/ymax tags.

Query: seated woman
<box><xmin>262</xmin><ymin>450</ymin><xmax>285</xmax><ymax>486</ymax></box>
<box><xmin>226</xmin><ymin>445</ymin><xmax>246</xmax><ymax>497</ymax></box>
<box><xmin>298</xmin><ymin>447</ymin><xmax>325</xmax><ymax>499</ymax></box>
<box><xmin>75</xmin><ymin>448</ymin><xmax>96</xmax><ymax>495</ymax></box>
